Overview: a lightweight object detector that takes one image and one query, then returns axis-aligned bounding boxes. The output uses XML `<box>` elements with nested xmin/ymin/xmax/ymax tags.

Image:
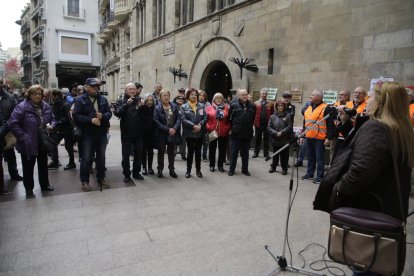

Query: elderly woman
<box><xmin>8</xmin><ymin>85</ymin><xmax>55</xmax><ymax>198</ymax></box>
<box><xmin>268</xmin><ymin>100</ymin><xmax>293</xmax><ymax>175</ymax></box>
<box><xmin>206</xmin><ymin>93</ymin><xmax>230</xmax><ymax>172</ymax></box>
<box><xmin>153</xmin><ymin>89</ymin><xmax>181</xmax><ymax>178</ymax></box>
<box><xmin>141</xmin><ymin>94</ymin><xmax>155</xmax><ymax>175</ymax></box>
<box><xmin>181</xmin><ymin>88</ymin><xmax>207</xmax><ymax>178</ymax></box>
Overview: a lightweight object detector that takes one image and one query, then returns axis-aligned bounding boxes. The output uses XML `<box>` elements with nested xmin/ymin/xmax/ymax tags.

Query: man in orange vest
<box><xmin>345</xmin><ymin>86</ymin><xmax>367</xmax><ymax>114</ymax></box>
<box><xmin>301</xmin><ymin>90</ymin><xmax>334</xmax><ymax>184</ymax></box>
<box><xmin>407</xmin><ymin>87</ymin><xmax>414</xmax><ymax>126</ymax></box>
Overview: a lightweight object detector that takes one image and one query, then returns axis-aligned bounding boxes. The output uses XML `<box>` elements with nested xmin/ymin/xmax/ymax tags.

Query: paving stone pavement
<box><xmin>0</xmin><ymin>118</ymin><xmax>413</xmax><ymax>275</ymax></box>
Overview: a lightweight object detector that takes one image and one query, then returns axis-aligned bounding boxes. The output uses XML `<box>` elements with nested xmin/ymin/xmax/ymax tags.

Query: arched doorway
<box><xmin>200</xmin><ymin>60</ymin><xmax>232</xmax><ymax>101</ymax></box>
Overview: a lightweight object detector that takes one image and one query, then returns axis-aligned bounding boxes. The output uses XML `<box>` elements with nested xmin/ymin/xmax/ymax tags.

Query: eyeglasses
<box><xmin>30</xmin><ymin>93</ymin><xmax>42</xmax><ymax>96</ymax></box>
<box><xmin>177</xmin><ymin>97</ymin><xmax>184</xmax><ymax>100</ymax></box>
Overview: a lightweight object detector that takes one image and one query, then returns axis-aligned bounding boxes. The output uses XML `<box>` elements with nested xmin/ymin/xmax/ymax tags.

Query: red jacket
<box><xmin>206</xmin><ymin>104</ymin><xmax>231</xmax><ymax>137</ymax></box>
<box><xmin>254</xmin><ymin>100</ymin><xmax>273</xmax><ymax>128</ymax></box>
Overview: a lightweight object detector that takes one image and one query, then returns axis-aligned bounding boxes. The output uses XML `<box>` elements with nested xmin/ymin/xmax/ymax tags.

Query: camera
<box><xmin>132</xmin><ymin>96</ymin><xmax>142</xmax><ymax>104</ymax></box>
<box><xmin>342</xmin><ymin>107</ymin><xmax>357</xmax><ymax>116</ymax></box>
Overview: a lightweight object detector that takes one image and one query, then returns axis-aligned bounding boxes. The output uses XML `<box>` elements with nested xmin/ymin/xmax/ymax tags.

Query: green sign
<box><xmin>323</xmin><ymin>90</ymin><xmax>337</xmax><ymax>105</ymax></box>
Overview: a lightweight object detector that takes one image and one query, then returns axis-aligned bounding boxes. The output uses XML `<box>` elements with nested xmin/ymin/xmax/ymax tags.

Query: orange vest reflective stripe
<box><xmin>304</xmin><ymin>103</ymin><xmax>328</xmax><ymax>140</ymax></box>
<box><xmin>409</xmin><ymin>103</ymin><xmax>414</xmax><ymax>126</ymax></box>
<box><xmin>346</xmin><ymin>101</ymin><xmax>366</xmax><ymax>114</ymax></box>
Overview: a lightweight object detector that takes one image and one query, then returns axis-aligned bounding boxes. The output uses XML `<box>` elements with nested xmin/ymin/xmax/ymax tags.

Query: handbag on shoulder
<box><xmin>327</xmin><ymin>132</ymin><xmax>406</xmax><ymax>276</ymax></box>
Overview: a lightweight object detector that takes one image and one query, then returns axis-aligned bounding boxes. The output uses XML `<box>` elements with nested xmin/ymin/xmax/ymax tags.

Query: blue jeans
<box><xmin>229</xmin><ymin>138</ymin><xmax>250</xmax><ymax>173</ymax></box>
<box><xmin>306</xmin><ymin>138</ymin><xmax>325</xmax><ymax>179</ymax></box>
<box><xmin>298</xmin><ymin>139</ymin><xmax>307</xmax><ymax>162</ymax></box>
<box><xmin>80</xmin><ymin>133</ymin><xmax>108</xmax><ymax>183</ymax></box>
<box><xmin>352</xmin><ymin>271</ymin><xmax>378</xmax><ymax>276</ymax></box>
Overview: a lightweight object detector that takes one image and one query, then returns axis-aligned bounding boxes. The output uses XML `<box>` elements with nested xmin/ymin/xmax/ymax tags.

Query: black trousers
<box><xmin>229</xmin><ymin>137</ymin><xmax>250</xmax><ymax>173</ymax></box>
<box><xmin>157</xmin><ymin>142</ymin><xmax>175</xmax><ymax>171</ymax></box>
<box><xmin>254</xmin><ymin>126</ymin><xmax>269</xmax><ymax>155</ymax></box>
<box><xmin>142</xmin><ymin>144</ymin><xmax>154</xmax><ymax>170</ymax></box>
<box><xmin>2</xmin><ymin>148</ymin><xmax>20</xmax><ymax>177</ymax></box>
<box><xmin>121</xmin><ymin>137</ymin><xmax>143</xmax><ymax>177</ymax></box>
<box><xmin>271</xmin><ymin>143</ymin><xmax>290</xmax><ymax>171</ymax></box>
<box><xmin>21</xmin><ymin>150</ymin><xmax>50</xmax><ymax>192</ymax></box>
<box><xmin>50</xmin><ymin>131</ymin><xmax>75</xmax><ymax>164</ymax></box>
<box><xmin>202</xmin><ymin>134</ymin><xmax>208</xmax><ymax>159</ymax></box>
<box><xmin>0</xmin><ymin>151</ymin><xmax>4</xmax><ymax>190</ymax></box>
<box><xmin>209</xmin><ymin>136</ymin><xmax>228</xmax><ymax>168</ymax></box>
<box><xmin>186</xmin><ymin>137</ymin><xmax>203</xmax><ymax>172</ymax></box>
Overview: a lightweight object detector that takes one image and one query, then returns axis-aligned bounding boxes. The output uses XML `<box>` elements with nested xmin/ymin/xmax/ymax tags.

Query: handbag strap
<box><xmin>386</xmin><ymin>128</ymin><xmax>406</xmax><ymax>222</ymax></box>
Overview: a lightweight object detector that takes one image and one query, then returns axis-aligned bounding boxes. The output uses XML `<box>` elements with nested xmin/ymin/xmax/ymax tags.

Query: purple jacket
<box><xmin>8</xmin><ymin>99</ymin><xmax>55</xmax><ymax>157</ymax></box>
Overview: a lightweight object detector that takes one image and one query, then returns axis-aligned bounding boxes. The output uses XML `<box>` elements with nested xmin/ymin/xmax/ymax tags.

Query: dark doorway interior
<box><xmin>202</xmin><ymin>60</ymin><xmax>232</xmax><ymax>102</ymax></box>
<box><xmin>56</xmin><ymin>64</ymin><xmax>99</xmax><ymax>89</ymax></box>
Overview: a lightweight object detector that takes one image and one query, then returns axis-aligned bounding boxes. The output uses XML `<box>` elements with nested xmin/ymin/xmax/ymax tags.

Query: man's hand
<box><xmin>169</xmin><ymin>128</ymin><xmax>176</xmax><ymax>136</ymax></box>
<box><xmin>91</xmin><ymin>118</ymin><xmax>101</xmax><ymax>126</ymax></box>
<box><xmin>46</xmin><ymin>123</ymin><xmax>53</xmax><ymax>130</ymax></box>
<box><xmin>193</xmin><ymin>124</ymin><xmax>201</xmax><ymax>133</ymax></box>
<box><xmin>127</xmin><ymin>98</ymin><xmax>134</xmax><ymax>105</ymax></box>
<box><xmin>96</xmin><ymin>112</ymin><xmax>103</xmax><ymax>120</ymax></box>
<box><xmin>324</xmin><ymin>139</ymin><xmax>330</xmax><ymax>147</ymax></box>
<box><xmin>277</xmin><ymin>132</ymin><xmax>282</xmax><ymax>137</ymax></box>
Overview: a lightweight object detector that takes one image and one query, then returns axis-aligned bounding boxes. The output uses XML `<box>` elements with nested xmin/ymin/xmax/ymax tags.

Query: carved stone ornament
<box><xmin>163</xmin><ymin>35</ymin><xmax>175</xmax><ymax>56</ymax></box>
<box><xmin>194</xmin><ymin>34</ymin><xmax>202</xmax><ymax>48</ymax></box>
<box><xmin>234</xmin><ymin>18</ymin><xmax>245</xmax><ymax>37</ymax></box>
<box><xmin>211</xmin><ymin>16</ymin><xmax>221</xmax><ymax>36</ymax></box>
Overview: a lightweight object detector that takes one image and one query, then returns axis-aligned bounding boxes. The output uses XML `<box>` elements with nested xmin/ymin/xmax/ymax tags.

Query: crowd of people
<box><xmin>1</xmin><ymin>79</ymin><xmax>414</xmax><ymax>200</ymax></box>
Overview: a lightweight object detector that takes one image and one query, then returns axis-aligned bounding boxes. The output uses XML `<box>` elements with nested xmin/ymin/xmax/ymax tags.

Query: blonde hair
<box><xmin>159</xmin><ymin>89</ymin><xmax>170</xmax><ymax>98</ymax></box>
<box><xmin>373</xmin><ymin>82</ymin><xmax>414</xmax><ymax>167</ymax></box>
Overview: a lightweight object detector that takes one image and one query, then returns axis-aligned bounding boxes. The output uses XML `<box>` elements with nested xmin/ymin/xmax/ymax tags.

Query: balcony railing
<box><xmin>32</xmin><ymin>46</ymin><xmax>43</xmax><ymax>58</ymax></box>
<box><xmin>20</xmin><ymin>39</ymin><xmax>30</xmax><ymax>50</ymax></box>
<box><xmin>63</xmin><ymin>6</ymin><xmax>86</xmax><ymax>19</ymax></box>
<box><xmin>115</xmin><ymin>0</ymin><xmax>132</xmax><ymax>22</ymax></box>
<box><xmin>20</xmin><ymin>21</ymin><xmax>29</xmax><ymax>34</ymax></box>
<box><xmin>33</xmin><ymin>68</ymin><xmax>43</xmax><ymax>76</ymax></box>
<box><xmin>21</xmin><ymin>56</ymin><xmax>32</xmax><ymax>66</ymax></box>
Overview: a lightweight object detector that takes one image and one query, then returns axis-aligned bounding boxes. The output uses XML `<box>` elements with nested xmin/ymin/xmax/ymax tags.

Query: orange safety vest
<box><xmin>346</xmin><ymin>100</ymin><xmax>366</xmax><ymax>114</ymax></box>
<box><xmin>304</xmin><ymin>103</ymin><xmax>328</xmax><ymax>140</ymax></box>
<box><xmin>409</xmin><ymin>103</ymin><xmax>414</xmax><ymax>126</ymax></box>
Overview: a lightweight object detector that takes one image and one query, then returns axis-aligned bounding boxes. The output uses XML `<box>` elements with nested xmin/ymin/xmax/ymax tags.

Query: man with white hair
<box><xmin>346</xmin><ymin>86</ymin><xmax>367</xmax><ymax>114</ymax></box>
<box><xmin>114</xmin><ymin>82</ymin><xmax>145</xmax><ymax>182</ymax></box>
<box><xmin>301</xmin><ymin>90</ymin><xmax>334</xmax><ymax>184</ymax></box>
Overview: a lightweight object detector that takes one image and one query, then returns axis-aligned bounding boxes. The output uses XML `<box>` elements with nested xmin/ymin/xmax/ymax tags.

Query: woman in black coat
<box><xmin>267</xmin><ymin>100</ymin><xmax>292</xmax><ymax>175</ymax></box>
<box><xmin>153</xmin><ymin>89</ymin><xmax>181</xmax><ymax>178</ymax></box>
<box><xmin>141</xmin><ymin>94</ymin><xmax>155</xmax><ymax>175</ymax></box>
<box><xmin>0</xmin><ymin>108</ymin><xmax>11</xmax><ymax>195</ymax></box>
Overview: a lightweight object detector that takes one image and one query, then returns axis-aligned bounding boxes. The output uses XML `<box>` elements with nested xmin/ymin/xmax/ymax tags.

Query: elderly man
<box><xmin>73</xmin><ymin>78</ymin><xmax>112</xmax><ymax>191</ymax></box>
<box><xmin>346</xmin><ymin>86</ymin><xmax>367</xmax><ymax>114</ymax></box>
<box><xmin>114</xmin><ymin>83</ymin><xmax>145</xmax><ymax>182</ymax></box>
<box><xmin>334</xmin><ymin>90</ymin><xmax>351</xmax><ymax>107</ymax></box>
<box><xmin>282</xmin><ymin>91</ymin><xmax>296</xmax><ymax>124</ymax></box>
<box><xmin>252</xmin><ymin>88</ymin><xmax>272</xmax><ymax>158</ymax></box>
<box><xmin>152</xmin><ymin>83</ymin><xmax>162</xmax><ymax>106</ymax></box>
<box><xmin>228</xmin><ymin>89</ymin><xmax>256</xmax><ymax>176</ymax></box>
<box><xmin>301</xmin><ymin>90</ymin><xmax>334</xmax><ymax>184</ymax></box>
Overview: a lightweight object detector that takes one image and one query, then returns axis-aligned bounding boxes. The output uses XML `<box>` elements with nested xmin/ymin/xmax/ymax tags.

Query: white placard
<box><xmin>267</xmin><ymin>88</ymin><xmax>278</xmax><ymax>100</ymax></box>
<box><xmin>323</xmin><ymin>90</ymin><xmax>338</xmax><ymax>105</ymax></box>
<box><xmin>370</xmin><ymin>77</ymin><xmax>394</xmax><ymax>91</ymax></box>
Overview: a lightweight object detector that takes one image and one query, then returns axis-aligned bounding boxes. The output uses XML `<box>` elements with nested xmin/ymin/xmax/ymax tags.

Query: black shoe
<box><xmin>64</xmin><ymin>163</ymin><xmax>76</xmax><ymax>170</ymax></box>
<box><xmin>148</xmin><ymin>168</ymin><xmax>154</xmax><ymax>175</ymax></box>
<box><xmin>196</xmin><ymin>171</ymin><xmax>203</xmax><ymax>178</ymax></box>
<box><xmin>133</xmin><ymin>173</ymin><xmax>144</xmax><ymax>180</ymax></box>
<box><xmin>142</xmin><ymin>168</ymin><xmax>148</xmax><ymax>175</ymax></box>
<box><xmin>182</xmin><ymin>156</ymin><xmax>187</xmax><ymax>161</ymax></box>
<box><xmin>10</xmin><ymin>174</ymin><xmax>23</xmax><ymax>181</ymax></box>
<box><xmin>294</xmin><ymin>161</ymin><xmax>303</xmax><ymax>167</ymax></box>
<box><xmin>269</xmin><ymin>168</ymin><xmax>276</xmax><ymax>173</ymax></box>
<box><xmin>0</xmin><ymin>190</ymin><xmax>12</xmax><ymax>195</ymax></box>
<box><xmin>157</xmin><ymin>170</ymin><xmax>163</xmax><ymax>178</ymax></box>
<box><xmin>185</xmin><ymin>171</ymin><xmax>191</xmax><ymax>178</ymax></box>
<box><xmin>282</xmin><ymin>171</ymin><xmax>288</xmax><ymax>175</ymax></box>
<box><xmin>203</xmin><ymin>157</ymin><xmax>208</xmax><ymax>162</ymax></box>
<box><xmin>264</xmin><ymin>154</ymin><xmax>270</xmax><ymax>159</ymax></box>
<box><xmin>169</xmin><ymin>170</ymin><xmax>177</xmax><ymax>178</ymax></box>
<box><xmin>48</xmin><ymin>162</ymin><xmax>59</xmax><ymax>170</ymax></box>
<box><xmin>242</xmin><ymin>171</ymin><xmax>251</xmax><ymax>176</ymax></box>
<box><xmin>228</xmin><ymin>171</ymin><xmax>234</xmax><ymax>176</ymax></box>
<box><xmin>210</xmin><ymin>167</ymin><xmax>215</xmax><ymax>172</ymax></box>
<box><xmin>252</xmin><ymin>153</ymin><xmax>258</xmax><ymax>158</ymax></box>
<box><xmin>26</xmin><ymin>190</ymin><xmax>34</xmax><ymax>198</ymax></box>
<box><xmin>123</xmin><ymin>176</ymin><xmax>132</xmax><ymax>183</ymax></box>
<box><xmin>41</xmin><ymin>185</ymin><xmax>54</xmax><ymax>191</ymax></box>
<box><xmin>218</xmin><ymin>167</ymin><xmax>225</xmax><ymax>172</ymax></box>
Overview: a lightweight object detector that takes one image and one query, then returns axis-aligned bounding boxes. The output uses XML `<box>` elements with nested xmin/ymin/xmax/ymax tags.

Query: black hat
<box><xmin>85</xmin><ymin>78</ymin><xmax>101</xmax><ymax>86</ymax></box>
<box><xmin>135</xmin><ymin>82</ymin><xmax>143</xmax><ymax>89</ymax></box>
<box><xmin>178</xmin><ymin>88</ymin><xmax>185</xmax><ymax>93</ymax></box>
<box><xmin>282</xmin><ymin>91</ymin><xmax>292</xmax><ymax>98</ymax></box>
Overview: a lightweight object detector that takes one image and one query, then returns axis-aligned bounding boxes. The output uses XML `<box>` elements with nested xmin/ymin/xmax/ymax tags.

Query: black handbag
<box><xmin>73</xmin><ymin>126</ymin><xmax>82</xmax><ymax>142</ymax></box>
<box><xmin>38</xmin><ymin>128</ymin><xmax>56</xmax><ymax>153</ymax></box>
<box><xmin>328</xmin><ymin>131</ymin><xmax>406</xmax><ymax>275</ymax></box>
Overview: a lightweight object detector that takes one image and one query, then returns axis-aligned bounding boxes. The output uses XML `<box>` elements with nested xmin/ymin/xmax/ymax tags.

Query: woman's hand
<box><xmin>169</xmin><ymin>128</ymin><xmax>176</xmax><ymax>136</ymax></box>
<box><xmin>193</xmin><ymin>124</ymin><xmax>201</xmax><ymax>133</ymax></box>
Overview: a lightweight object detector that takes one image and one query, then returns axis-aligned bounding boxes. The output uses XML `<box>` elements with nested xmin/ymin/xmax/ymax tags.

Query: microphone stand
<box><xmin>264</xmin><ymin>112</ymin><xmax>333</xmax><ymax>276</ymax></box>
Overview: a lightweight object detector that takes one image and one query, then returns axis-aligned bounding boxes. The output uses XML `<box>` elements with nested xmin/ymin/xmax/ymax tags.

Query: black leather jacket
<box><xmin>229</xmin><ymin>99</ymin><xmax>255</xmax><ymax>140</ymax></box>
<box><xmin>114</xmin><ymin>96</ymin><xmax>144</xmax><ymax>138</ymax></box>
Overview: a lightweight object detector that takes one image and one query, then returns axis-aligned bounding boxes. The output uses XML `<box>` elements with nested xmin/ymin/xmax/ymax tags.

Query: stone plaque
<box><xmin>211</xmin><ymin>17</ymin><xmax>221</xmax><ymax>36</ymax></box>
<box><xmin>234</xmin><ymin>18</ymin><xmax>245</xmax><ymax>37</ymax></box>
<box><xmin>290</xmin><ymin>90</ymin><xmax>303</xmax><ymax>103</ymax></box>
<box><xmin>163</xmin><ymin>35</ymin><xmax>175</xmax><ymax>56</ymax></box>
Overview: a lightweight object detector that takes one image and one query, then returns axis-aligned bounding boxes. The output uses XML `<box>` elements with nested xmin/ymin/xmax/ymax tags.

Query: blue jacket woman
<box><xmin>181</xmin><ymin>88</ymin><xmax>207</xmax><ymax>178</ymax></box>
<box><xmin>8</xmin><ymin>85</ymin><xmax>55</xmax><ymax>197</ymax></box>
<box><xmin>153</xmin><ymin>89</ymin><xmax>181</xmax><ymax>178</ymax></box>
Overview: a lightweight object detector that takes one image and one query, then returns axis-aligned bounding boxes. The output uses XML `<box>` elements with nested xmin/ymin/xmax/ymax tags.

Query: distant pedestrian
<box><xmin>141</xmin><ymin>94</ymin><xmax>156</xmax><ymax>176</ymax></box>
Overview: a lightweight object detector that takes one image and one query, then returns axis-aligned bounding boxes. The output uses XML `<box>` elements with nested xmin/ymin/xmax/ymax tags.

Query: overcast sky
<box><xmin>0</xmin><ymin>0</ymin><xmax>30</xmax><ymax>50</ymax></box>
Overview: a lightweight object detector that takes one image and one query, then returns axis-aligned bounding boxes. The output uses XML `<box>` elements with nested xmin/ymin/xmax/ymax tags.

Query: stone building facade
<box><xmin>97</xmin><ymin>0</ymin><xmax>414</xmax><ymax>122</ymax></box>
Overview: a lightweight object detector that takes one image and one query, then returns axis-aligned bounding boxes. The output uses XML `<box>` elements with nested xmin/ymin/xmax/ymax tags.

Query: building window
<box><xmin>268</xmin><ymin>48</ymin><xmax>274</xmax><ymax>75</ymax></box>
<box><xmin>67</xmin><ymin>0</ymin><xmax>80</xmax><ymax>17</ymax></box>
<box><xmin>176</xmin><ymin>0</ymin><xmax>194</xmax><ymax>27</ymax></box>
<box><xmin>153</xmin><ymin>0</ymin><xmax>165</xmax><ymax>37</ymax></box>
<box><xmin>136</xmin><ymin>0</ymin><xmax>146</xmax><ymax>44</ymax></box>
<box><xmin>208</xmin><ymin>0</ymin><xmax>233</xmax><ymax>14</ymax></box>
